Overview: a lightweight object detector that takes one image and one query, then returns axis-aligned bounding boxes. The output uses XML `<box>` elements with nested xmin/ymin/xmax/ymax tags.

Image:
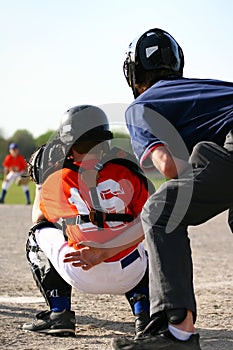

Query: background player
<box><xmin>0</xmin><ymin>143</ymin><xmax>31</xmax><ymax>204</ymax></box>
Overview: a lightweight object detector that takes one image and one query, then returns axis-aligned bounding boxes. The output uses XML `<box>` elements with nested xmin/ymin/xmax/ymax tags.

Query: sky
<box><xmin>1</xmin><ymin>0</ymin><xmax>233</xmax><ymax>138</ymax></box>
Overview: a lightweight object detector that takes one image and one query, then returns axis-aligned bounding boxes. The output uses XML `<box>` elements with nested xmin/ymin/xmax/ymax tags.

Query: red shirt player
<box><xmin>0</xmin><ymin>143</ymin><xmax>31</xmax><ymax>204</ymax></box>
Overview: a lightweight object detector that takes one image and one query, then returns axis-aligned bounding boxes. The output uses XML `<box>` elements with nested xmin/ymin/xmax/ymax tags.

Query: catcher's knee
<box><xmin>26</xmin><ymin>221</ymin><xmax>57</xmax><ymax>265</ymax></box>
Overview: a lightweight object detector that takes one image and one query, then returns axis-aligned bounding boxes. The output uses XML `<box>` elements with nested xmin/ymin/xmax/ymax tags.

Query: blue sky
<box><xmin>1</xmin><ymin>0</ymin><xmax>233</xmax><ymax>138</ymax></box>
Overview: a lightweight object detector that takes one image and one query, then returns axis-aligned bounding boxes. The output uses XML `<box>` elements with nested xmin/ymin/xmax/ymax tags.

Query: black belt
<box><xmin>30</xmin><ymin>220</ymin><xmax>61</xmax><ymax>232</ymax></box>
<box><xmin>121</xmin><ymin>249</ymin><xmax>140</xmax><ymax>269</ymax></box>
<box><xmin>65</xmin><ymin>213</ymin><xmax>134</xmax><ymax>225</ymax></box>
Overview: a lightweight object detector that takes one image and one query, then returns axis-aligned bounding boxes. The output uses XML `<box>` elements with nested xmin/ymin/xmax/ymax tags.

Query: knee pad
<box><xmin>166</xmin><ymin>308</ymin><xmax>187</xmax><ymax>324</ymax></box>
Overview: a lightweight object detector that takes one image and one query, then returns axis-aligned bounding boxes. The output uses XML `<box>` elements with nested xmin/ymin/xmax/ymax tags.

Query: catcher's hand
<box><xmin>28</xmin><ymin>141</ymin><xmax>66</xmax><ymax>185</ymax></box>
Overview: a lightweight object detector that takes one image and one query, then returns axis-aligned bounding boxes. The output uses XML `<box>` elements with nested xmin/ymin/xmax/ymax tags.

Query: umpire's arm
<box><xmin>150</xmin><ymin>145</ymin><xmax>188</xmax><ymax>179</ymax></box>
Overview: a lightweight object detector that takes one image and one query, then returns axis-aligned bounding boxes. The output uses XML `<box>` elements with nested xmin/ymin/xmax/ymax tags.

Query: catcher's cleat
<box><xmin>112</xmin><ymin>330</ymin><xmax>201</xmax><ymax>349</ymax></box>
<box><xmin>134</xmin><ymin>310</ymin><xmax>150</xmax><ymax>337</ymax></box>
<box><xmin>23</xmin><ymin>309</ymin><xmax>76</xmax><ymax>337</ymax></box>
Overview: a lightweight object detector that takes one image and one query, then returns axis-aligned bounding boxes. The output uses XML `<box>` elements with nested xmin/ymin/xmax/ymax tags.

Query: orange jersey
<box><xmin>3</xmin><ymin>154</ymin><xmax>27</xmax><ymax>172</ymax></box>
<box><xmin>40</xmin><ymin>159</ymin><xmax>150</xmax><ymax>261</ymax></box>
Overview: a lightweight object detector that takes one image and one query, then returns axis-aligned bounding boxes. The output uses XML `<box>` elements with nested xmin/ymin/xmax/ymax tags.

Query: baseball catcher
<box><xmin>24</xmin><ymin>105</ymin><xmax>154</xmax><ymax>337</ymax></box>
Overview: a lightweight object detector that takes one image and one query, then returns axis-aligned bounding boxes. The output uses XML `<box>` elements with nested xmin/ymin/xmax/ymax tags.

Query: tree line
<box><xmin>0</xmin><ymin>129</ymin><xmax>57</xmax><ymax>169</ymax></box>
<box><xmin>0</xmin><ymin>128</ymin><xmax>130</xmax><ymax>170</ymax></box>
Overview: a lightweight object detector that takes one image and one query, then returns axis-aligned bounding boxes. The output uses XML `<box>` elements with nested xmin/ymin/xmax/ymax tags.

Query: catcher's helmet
<box><xmin>123</xmin><ymin>28</ymin><xmax>184</xmax><ymax>96</ymax></box>
<box><xmin>59</xmin><ymin>105</ymin><xmax>113</xmax><ymax>146</ymax></box>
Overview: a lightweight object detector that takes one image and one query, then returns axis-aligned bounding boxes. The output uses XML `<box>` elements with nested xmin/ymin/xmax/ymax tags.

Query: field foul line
<box><xmin>0</xmin><ymin>296</ymin><xmax>45</xmax><ymax>304</ymax></box>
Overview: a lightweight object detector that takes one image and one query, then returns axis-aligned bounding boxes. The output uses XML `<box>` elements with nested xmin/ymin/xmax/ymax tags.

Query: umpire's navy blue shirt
<box><xmin>125</xmin><ymin>78</ymin><xmax>233</xmax><ymax>168</ymax></box>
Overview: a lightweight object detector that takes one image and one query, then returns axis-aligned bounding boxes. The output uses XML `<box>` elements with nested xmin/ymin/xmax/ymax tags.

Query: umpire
<box><xmin>112</xmin><ymin>28</ymin><xmax>233</xmax><ymax>350</ymax></box>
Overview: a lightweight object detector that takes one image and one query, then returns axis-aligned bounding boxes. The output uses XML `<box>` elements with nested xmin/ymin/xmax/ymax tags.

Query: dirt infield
<box><xmin>0</xmin><ymin>205</ymin><xmax>233</xmax><ymax>350</ymax></box>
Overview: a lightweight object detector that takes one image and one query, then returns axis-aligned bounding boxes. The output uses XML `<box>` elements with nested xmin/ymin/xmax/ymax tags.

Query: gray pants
<box><xmin>142</xmin><ymin>135</ymin><xmax>233</xmax><ymax>320</ymax></box>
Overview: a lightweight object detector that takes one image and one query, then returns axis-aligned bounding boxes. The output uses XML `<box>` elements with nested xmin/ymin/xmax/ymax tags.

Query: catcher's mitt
<box><xmin>28</xmin><ymin>141</ymin><xmax>66</xmax><ymax>185</ymax></box>
<box><xmin>15</xmin><ymin>174</ymin><xmax>30</xmax><ymax>186</ymax></box>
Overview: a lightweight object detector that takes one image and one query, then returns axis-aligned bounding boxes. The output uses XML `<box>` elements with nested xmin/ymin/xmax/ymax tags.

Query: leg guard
<box><xmin>125</xmin><ymin>266</ymin><xmax>150</xmax><ymax>315</ymax></box>
<box><xmin>125</xmin><ymin>266</ymin><xmax>150</xmax><ymax>335</ymax></box>
<box><xmin>26</xmin><ymin>221</ymin><xmax>72</xmax><ymax>308</ymax></box>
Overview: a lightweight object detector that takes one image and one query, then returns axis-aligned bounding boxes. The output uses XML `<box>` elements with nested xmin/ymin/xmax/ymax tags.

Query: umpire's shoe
<box><xmin>23</xmin><ymin>309</ymin><xmax>76</xmax><ymax>336</ymax></box>
<box><xmin>112</xmin><ymin>330</ymin><xmax>201</xmax><ymax>349</ymax></box>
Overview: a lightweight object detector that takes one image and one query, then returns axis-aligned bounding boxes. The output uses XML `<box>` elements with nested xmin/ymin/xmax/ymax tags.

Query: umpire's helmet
<box><xmin>59</xmin><ymin>105</ymin><xmax>113</xmax><ymax>146</ymax></box>
<box><xmin>123</xmin><ymin>28</ymin><xmax>184</xmax><ymax>97</ymax></box>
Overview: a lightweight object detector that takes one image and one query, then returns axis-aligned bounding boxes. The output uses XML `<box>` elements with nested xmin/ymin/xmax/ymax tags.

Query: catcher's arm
<box><xmin>63</xmin><ymin>234</ymin><xmax>144</xmax><ymax>270</ymax></box>
<box><xmin>28</xmin><ymin>142</ymin><xmax>66</xmax><ymax>223</ymax></box>
<box><xmin>27</xmin><ymin>145</ymin><xmax>45</xmax><ymax>185</ymax></box>
<box><xmin>32</xmin><ymin>185</ymin><xmax>45</xmax><ymax>223</ymax></box>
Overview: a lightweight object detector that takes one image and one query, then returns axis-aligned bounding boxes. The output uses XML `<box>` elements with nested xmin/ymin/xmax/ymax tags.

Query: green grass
<box><xmin>0</xmin><ymin>178</ymin><xmax>165</xmax><ymax>205</ymax></box>
<box><xmin>0</xmin><ymin>180</ymin><xmax>36</xmax><ymax>204</ymax></box>
<box><xmin>152</xmin><ymin>177</ymin><xmax>166</xmax><ymax>190</ymax></box>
